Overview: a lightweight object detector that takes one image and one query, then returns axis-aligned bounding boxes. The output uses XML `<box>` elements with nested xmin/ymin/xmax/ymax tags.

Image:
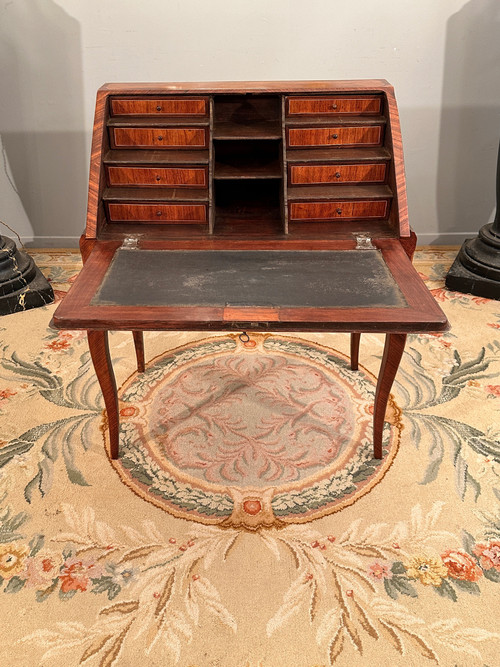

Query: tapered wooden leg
<box><xmin>133</xmin><ymin>331</ymin><xmax>145</xmax><ymax>373</ymax></box>
<box><xmin>350</xmin><ymin>333</ymin><xmax>361</xmax><ymax>370</ymax></box>
<box><xmin>87</xmin><ymin>330</ymin><xmax>120</xmax><ymax>459</ymax></box>
<box><xmin>373</xmin><ymin>333</ymin><xmax>406</xmax><ymax>459</ymax></box>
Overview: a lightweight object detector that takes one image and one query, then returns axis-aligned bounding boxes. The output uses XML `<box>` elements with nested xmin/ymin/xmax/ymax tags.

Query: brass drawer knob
<box><xmin>156</xmin><ymin>210</ymin><xmax>163</xmax><ymax>216</ymax></box>
<box><xmin>335</xmin><ymin>172</ymin><xmax>341</xmax><ymax>179</ymax></box>
<box><xmin>336</xmin><ymin>208</ymin><xmax>342</xmax><ymax>215</ymax></box>
<box><xmin>331</xmin><ymin>133</ymin><xmax>338</xmax><ymax>139</ymax></box>
<box><xmin>157</xmin><ymin>135</ymin><xmax>163</xmax><ymax>141</ymax></box>
<box><xmin>156</xmin><ymin>175</ymin><xmax>161</xmax><ymax>181</ymax></box>
<box><xmin>331</xmin><ymin>103</ymin><xmax>338</xmax><ymax>109</ymax></box>
<box><xmin>156</xmin><ymin>105</ymin><xmax>162</xmax><ymax>111</ymax></box>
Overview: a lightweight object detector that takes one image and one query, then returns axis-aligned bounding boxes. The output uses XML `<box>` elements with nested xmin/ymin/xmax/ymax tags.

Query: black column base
<box><xmin>445</xmin><ymin>223</ymin><xmax>500</xmax><ymax>301</ymax></box>
<box><xmin>0</xmin><ymin>235</ymin><xmax>54</xmax><ymax>315</ymax></box>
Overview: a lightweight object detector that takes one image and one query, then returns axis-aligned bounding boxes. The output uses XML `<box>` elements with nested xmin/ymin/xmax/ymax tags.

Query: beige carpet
<box><xmin>0</xmin><ymin>247</ymin><xmax>499</xmax><ymax>666</ymax></box>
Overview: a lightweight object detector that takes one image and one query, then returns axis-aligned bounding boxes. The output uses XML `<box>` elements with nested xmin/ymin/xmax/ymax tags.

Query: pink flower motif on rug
<box><xmin>441</xmin><ymin>549</ymin><xmax>483</xmax><ymax>582</ymax></box>
<box><xmin>367</xmin><ymin>561</ymin><xmax>393</xmax><ymax>580</ymax></box>
<box><xmin>59</xmin><ymin>557</ymin><xmax>105</xmax><ymax>593</ymax></box>
<box><xmin>473</xmin><ymin>541</ymin><xmax>500</xmax><ymax>572</ymax></box>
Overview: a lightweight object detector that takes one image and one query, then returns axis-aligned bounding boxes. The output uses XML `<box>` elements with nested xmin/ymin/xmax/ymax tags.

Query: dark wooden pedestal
<box><xmin>0</xmin><ymin>235</ymin><xmax>53</xmax><ymax>315</ymax></box>
<box><xmin>446</xmin><ymin>140</ymin><xmax>500</xmax><ymax>301</ymax></box>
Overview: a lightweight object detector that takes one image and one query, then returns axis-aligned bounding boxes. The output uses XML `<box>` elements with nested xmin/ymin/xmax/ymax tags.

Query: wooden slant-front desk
<box><xmin>52</xmin><ymin>80</ymin><xmax>448</xmax><ymax>460</ymax></box>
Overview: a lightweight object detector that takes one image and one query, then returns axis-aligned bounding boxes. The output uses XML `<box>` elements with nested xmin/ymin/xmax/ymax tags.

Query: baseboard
<box><xmin>21</xmin><ymin>236</ymin><xmax>81</xmax><ymax>248</ymax></box>
<box><xmin>413</xmin><ymin>232</ymin><xmax>475</xmax><ymax>245</ymax></box>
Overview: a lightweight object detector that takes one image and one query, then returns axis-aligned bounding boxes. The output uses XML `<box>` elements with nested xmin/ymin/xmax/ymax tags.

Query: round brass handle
<box><xmin>335</xmin><ymin>172</ymin><xmax>341</xmax><ymax>179</ymax></box>
<box><xmin>331</xmin><ymin>103</ymin><xmax>338</xmax><ymax>109</ymax></box>
<box><xmin>331</xmin><ymin>133</ymin><xmax>338</xmax><ymax>139</ymax></box>
<box><xmin>156</xmin><ymin>210</ymin><xmax>163</xmax><ymax>216</ymax></box>
<box><xmin>156</xmin><ymin>105</ymin><xmax>162</xmax><ymax>111</ymax></box>
<box><xmin>336</xmin><ymin>208</ymin><xmax>342</xmax><ymax>215</ymax></box>
<box><xmin>157</xmin><ymin>135</ymin><xmax>163</xmax><ymax>141</ymax></box>
<box><xmin>156</xmin><ymin>175</ymin><xmax>161</xmax><ymax>181</ymax></box>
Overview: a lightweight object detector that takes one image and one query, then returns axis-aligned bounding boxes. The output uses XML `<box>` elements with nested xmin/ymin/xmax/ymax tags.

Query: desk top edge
<box><xmin>98</xmin><ymin>80</ymin><xmax>394</xmax><ymax>95</ymax></box>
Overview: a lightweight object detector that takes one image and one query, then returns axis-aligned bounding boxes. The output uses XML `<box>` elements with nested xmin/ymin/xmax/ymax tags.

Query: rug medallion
<box><xmin>109</xmin><ymin>334</ymin><xmax>402</xmax><ymax>529</ymax></box>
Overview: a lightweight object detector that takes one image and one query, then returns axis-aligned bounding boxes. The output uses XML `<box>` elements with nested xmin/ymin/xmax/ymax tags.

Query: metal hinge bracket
<box><xmin>353</xmin><ymin>232</ymin><xmax>376</xmax><ymax>250</ymax></box>
<box><xmin>121</xmin><ymin>235</ymin><xmax>141</xmax><ymax>250</ymax></box>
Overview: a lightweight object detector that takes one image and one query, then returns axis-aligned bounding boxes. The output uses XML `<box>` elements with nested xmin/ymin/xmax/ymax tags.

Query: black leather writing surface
<box><xmin>92</xmin><ymin>249</ymin><xmax>407</xmax><ymax>309</ymax></box>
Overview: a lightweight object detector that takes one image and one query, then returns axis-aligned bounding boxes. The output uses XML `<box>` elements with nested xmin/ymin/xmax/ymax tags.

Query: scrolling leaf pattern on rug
<box><xmin>396</xmin><ymin>342</ymin><xmax>500</xmax><ymax>502</ymax></box>
<box><xmin>0</xmin><ymin>344</ymin><xmax>102</xmax><ymax>500</ymax></box>
<box><xmin>1</xmin><ymin>498</ymin><xmax>499</xmax><ymax>665</ymax></box>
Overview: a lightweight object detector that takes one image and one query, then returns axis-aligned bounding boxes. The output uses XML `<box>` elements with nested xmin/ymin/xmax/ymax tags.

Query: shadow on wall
<box><xmin>0</xmin><ymin>0</ymin><xmax>87</xmax><ymax>246</ymax></box>
<box><xmin>437</xmin><ymin>0</ymin><xmax>500</xmax><ymax>241</ymax></box>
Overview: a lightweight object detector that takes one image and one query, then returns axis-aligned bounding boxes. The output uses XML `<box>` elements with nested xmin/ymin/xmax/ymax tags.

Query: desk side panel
<box><xmin>85</xmin><ymin>89</ymin><xmax>109</xmax><ymax>239</ymax></box>
<box><xmin>384</xmin><ymin>87</ymin><xmax>410</xmax><ymax>237</ymax></box>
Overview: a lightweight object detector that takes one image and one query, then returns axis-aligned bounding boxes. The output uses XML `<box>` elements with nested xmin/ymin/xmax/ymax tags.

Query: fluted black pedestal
<box><xmin>446</xmin><ymin>141</ymin><xmax>500</xmax><ymax>300</ymax></box>
<box><xmin>0</xmin><ymin>236</ymin><xmax>54</xmax><ymax>315</ymax></box>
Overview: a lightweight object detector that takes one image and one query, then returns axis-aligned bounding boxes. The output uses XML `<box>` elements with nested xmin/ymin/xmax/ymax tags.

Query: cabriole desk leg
<box><xmin>87</xmin><ymin>330</ymin><xmax>120</xmax><ymax>459</ymax></box>
<box><xmin>373</xmin><ymin>333</ymin><xmax>407</xmax><ymax>459</ymax></box>
<box><xmin>350</xmin><ymin>333</ymin><xmax>361</xmax><ymax>370</ymax></box>
<box><xmin>132</xmin><ymin>331</ymin><xmax>145</xmax><ymax>373</ymax></box>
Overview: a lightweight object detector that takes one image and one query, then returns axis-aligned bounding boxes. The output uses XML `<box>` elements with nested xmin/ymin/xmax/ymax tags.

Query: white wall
<box><xmin>1</xmin><ymin>0</ymin><xmax>499</xmax><ymax>246</ymax></box>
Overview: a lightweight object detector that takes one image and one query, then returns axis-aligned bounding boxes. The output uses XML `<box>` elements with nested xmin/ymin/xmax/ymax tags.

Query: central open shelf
<box><xmin>213</xmin><ymin>94</ymin><xmax>281</xmax><ymax>140</ymax></box>
<box><xmin>214</xmin><ymin>179</ymin><xmax>283</xmax><ymax>235</ymax></box>
<box><xmin>214</xmin><ymin>140</ymin><xmax>281</xmax><ymax>180</ymax></box>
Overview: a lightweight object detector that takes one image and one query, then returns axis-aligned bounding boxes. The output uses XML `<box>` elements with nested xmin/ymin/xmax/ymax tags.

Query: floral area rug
<box><xmin>0</xmin><ymin>247</ymin><xmax>499</xmax><ymax>666</ymax></box>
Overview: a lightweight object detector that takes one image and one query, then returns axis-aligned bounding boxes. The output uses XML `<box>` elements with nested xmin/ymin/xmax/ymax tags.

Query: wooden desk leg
<box><xmin>87</xmin><ymin>330</ymin><xmax>120</xmax><ymax>459</ymax></box>
<box><xmin>132</xmin><ymin>331</ymin><xmax>145</xmax><ymax>373</ymax></box>
<box><xmin>373</xmin><ymin>333</ymin><xmax>406</xmax><ymax>459</ymax></box>
<box><xmin>350</xmin><ymin>333</ymin><xmax>361</xmax><ymax>370</ymax></box>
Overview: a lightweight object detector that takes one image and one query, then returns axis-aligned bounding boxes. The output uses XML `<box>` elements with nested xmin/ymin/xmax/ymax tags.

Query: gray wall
<box><xmin>1</xmin><ymin>0</ymin><xmax>499</xmax><ymax>247</ymax></box>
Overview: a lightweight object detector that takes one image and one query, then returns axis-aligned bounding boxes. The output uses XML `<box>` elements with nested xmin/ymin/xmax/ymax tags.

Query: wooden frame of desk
<box><xmin>52</xmin><ymin>80</ymin><xmax>448</xmax><ymax>461</ymax></box>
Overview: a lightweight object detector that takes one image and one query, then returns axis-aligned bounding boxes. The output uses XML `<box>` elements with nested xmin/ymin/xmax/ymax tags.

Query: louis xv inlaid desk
<box><xmin>52</xmin><ymin>80</ymin><xmax>448</xmax><ymax>460</ymax></box>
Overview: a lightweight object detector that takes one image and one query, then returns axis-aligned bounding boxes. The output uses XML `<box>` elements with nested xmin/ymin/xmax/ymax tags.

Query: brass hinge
<box><xmin>353</xmin><ymin>232</ymin><xmax>376</xmax><ymax>250</ymax></box>
<box><xmin>121</xmin><ymin>235</ymin><xmax>141</xmax><ymax>250</ymax></box>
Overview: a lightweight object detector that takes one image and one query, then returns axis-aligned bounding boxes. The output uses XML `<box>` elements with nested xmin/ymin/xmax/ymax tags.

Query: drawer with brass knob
<box><xmin>106</xmin><ymin>166</ymin><xmax>208</xmax><ymax>187</ymax></box>
<box><xmin>288</xmin><ymin>200</ymin><xmax>389</xmax><ymax>221</ymax></box>
<box><xmin>110</xmin><ymin>127</ymin><xmax>209</xmax><ymax>149</ymax></box>
<box><xmin>286</xmin><ymin>126</ymin><xmax>383</xmax><ymax>148</ymax></box>
<box><xmin>110</xmin><ymin>97</ymin><xmax>209</xmax><ymax>116</ymax></box>
<box><xmin>107</xmin><ymin>203</ymin><xmax>208</xmax><ymax>224</ymax></box>
<box><xmin>288</xmin><ymin>162</ymin><xmax>387</xmax><ymax>185</ymax></box>
<box><xmin>286</xmin><ymin>96</ymin><xmax>382</xmax><ymax>116</ymax></box>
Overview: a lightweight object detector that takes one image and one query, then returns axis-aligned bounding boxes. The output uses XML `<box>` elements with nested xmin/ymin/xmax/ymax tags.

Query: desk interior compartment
<box><xmin>213</xmin><ymin>94</ymin><xmax>281</xmax><ymax>140</ymax></box>
<box><xmin>214</xmin><ymin>140</ymin><xmax>282</xmax><ymax>180</ymax></box>
<box><xmin>214</xmin><ymin>179</ymin><xmax>283</xmax><ymax>234</ymax></box>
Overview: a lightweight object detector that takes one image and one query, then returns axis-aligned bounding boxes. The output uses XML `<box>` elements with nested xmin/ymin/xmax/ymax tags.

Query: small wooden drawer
<box><xmin>289</xmin><ymin>163</ymin><xmax>387</xmax><ymax>185</ymax></box>
<box><xmin>106</xmin><ymin>166</ymin><xmax>208</xmax><ymax>188</ymax></box>
<box><xmin>289</xmin><ymin>200</ymin><xmax>388</xmax><ymax>221</ymax></box>
<box><xmin>110</xmin><ymin>97</ymin><xmax>208</xmax><ymax>116</ymax></box>
<box><xmin>107</xmin><ymin>203</ymin><xmax>207</xmax><ymax>223</ymax></box>
<box><xmin>111</xmin><ymin>127</ymin><xmax>208</xmax><ymax>149</ymax></box>
<box><xmin>286</xmin><ymin>96</ymin><xmax>382</xmax><ymax>116</ymax></box>
<box><xmin>287</xmin><ymin>126</ymin><xmax>382</xmax><ymax>148</ymax></box>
